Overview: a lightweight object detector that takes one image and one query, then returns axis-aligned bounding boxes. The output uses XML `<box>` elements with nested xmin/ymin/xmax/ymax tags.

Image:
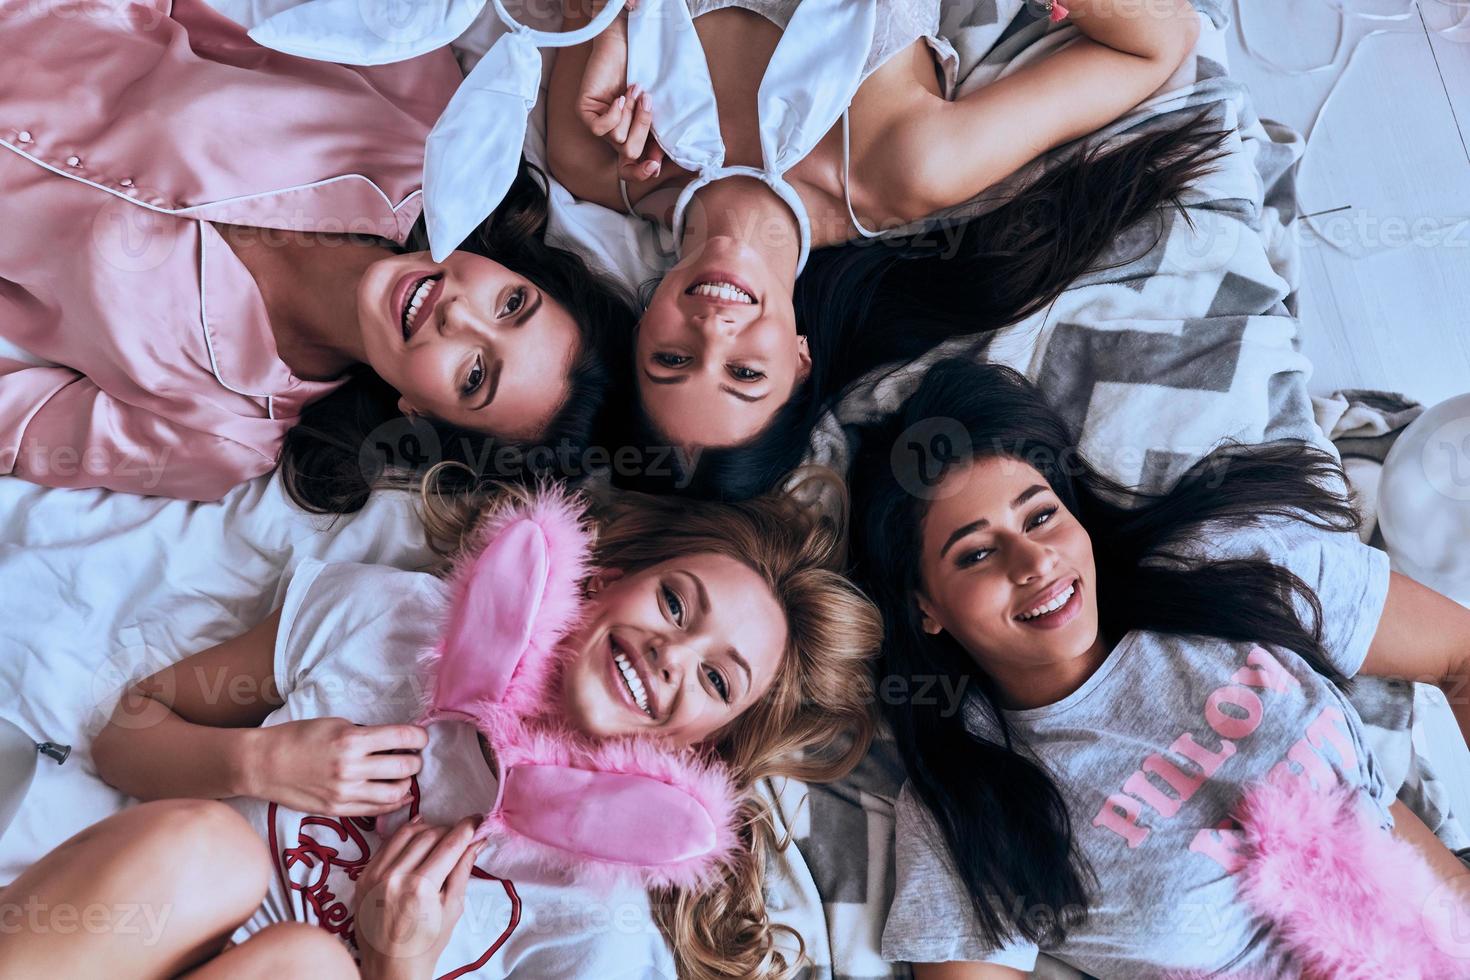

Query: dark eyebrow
<box><xmin>681</xmin><ymin>570</ymin><xmax>710</xmax><ymax>617</ymax></box>
<box><xmin>727</xmin><ymin>647</ymin><xmax>753</xmax><ymax>696</ymax></box>
<box><xmin>475</xmin><ymin>359</ymin><xmax>501</xmax><ymax>410</ymax></box>
<box><xmin>643</xmin><ymin>368</ymin><xmax>690</xmax><ymax>386</ymax></box>
<box><xmin>719</xmin><ymin>385</ymin><xmax>767</xmax><ymax>404</ymax></box>
<box><xmin>938</xmin><ymin>483</ymin><xmax>1050</xmax><ymax>557</ymax></box>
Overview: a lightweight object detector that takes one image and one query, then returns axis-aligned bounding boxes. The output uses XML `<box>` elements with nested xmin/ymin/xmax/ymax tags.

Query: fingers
<box><xmin>417</xmin><ymin>818</ymin><xmax>481</xmax><ymax>887</ymax></box>
<box><xmin>361</xmin><ymin>814</ymin><xmax>424</xmax><ymax>885</ymax></box>
<box><xmin>588</xmin><ymin>94</ymin><xmax>628</xmax><ymax>138</ymax></box>
<box><xmin>621</xmin><ymin>89</ymin><xmax>653</xmax><ymax>162</ymax></box>
<box><xmin>443</xmin><ymin>836</ymin><xmax>484</xmax><ymax>910</ymax></box>
<box><xmin>390</xmin><ymin>821</ymin><xmax>449</xmax><ymax>876</ymax></box>
<box><xmin>358</xmin><ymin>752</ymin><xmax>423</xmax><ymax>782</ymax></box>
<box><xmin>610</xmin><ymin>88</ymin><xmax>635</xmax><ymax>144</ymax></box>
<box><xmin>358</xmin><ymin>724</ymin><xmax>429</xmax><ymax>754</ymax></box>
<box><xmin>618</xmin><ymin>141</ymin><xmax>664</xmax><ymax>183</ymax></box>
<box><xmin>350</xmin><ymin>777</ymin><xmax>414</xmax><ymax>808</ymax></box>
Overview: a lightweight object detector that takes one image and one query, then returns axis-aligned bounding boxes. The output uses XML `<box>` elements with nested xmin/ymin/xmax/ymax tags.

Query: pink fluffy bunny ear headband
<box><xmin>417</xmin><ymin>485</ymin><xmax>740</xmax><ymax>891</ymax></box>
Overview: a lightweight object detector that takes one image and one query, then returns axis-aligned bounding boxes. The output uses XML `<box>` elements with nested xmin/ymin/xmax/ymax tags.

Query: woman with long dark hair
<box><xmin>849</xmin><ymin>359</ymin><xmax>1470</xmax><ymax>978</ymax></box>
<box><xmin>544</xmin><ymin>0</ymin><xmax>1218</xmax><ymax>498</ymax></box>
<box><xmin>0</xmin><ymin>0</ymin><xmax>633</xmax><ymax>507</ymax></box>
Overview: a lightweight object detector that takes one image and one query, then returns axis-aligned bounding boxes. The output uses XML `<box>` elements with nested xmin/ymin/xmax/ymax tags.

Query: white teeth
<box><xmin>403</xmin><ymin>277</ymin><xmax>433</xmax><ymax>333</ymax></box>
<box><xmin>614</xmin><ymin>650</ymin><xmax>652</xmax><ymax>716</ymax></box>
<box><xmin>689</xmin><ymin>281</ymin><xmax>755</xmax><ymax>304</ymax></box>
<box><xmin>1018</xmin><ymin>584</ymin><xmax>1075</xmax><ymax>621</ymax></box>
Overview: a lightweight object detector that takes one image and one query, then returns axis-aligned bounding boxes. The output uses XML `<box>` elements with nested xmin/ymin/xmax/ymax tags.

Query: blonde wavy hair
<box><xmin>418</xmin><ymin>467</ymin><xmax>882</xmax><ymax>978</ymax></box>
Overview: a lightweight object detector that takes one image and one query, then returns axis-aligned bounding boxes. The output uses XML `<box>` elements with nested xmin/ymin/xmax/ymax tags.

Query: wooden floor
<box><xmin>1223</xmin><ymin>0</ymin><xmax>1470</xmax><ymax>408</ymax></box>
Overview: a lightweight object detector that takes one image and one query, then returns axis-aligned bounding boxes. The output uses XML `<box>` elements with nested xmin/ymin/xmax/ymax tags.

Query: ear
<box><xmin>915</xmin><ymin>592</ymin><xmax>944</xmax><ymax>636</ymax></box>
<box><xmin>795</xmin><ymin>334</ymin><xmax>812</xmax><ymax>384</ymax></box>
<box><xmin>397</xmin><ymin>395</ymin><xmax>417</xmax><ymax>417</ymax></box>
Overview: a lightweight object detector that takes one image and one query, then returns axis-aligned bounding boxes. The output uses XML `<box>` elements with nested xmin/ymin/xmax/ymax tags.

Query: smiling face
<box><xmin>356</xmin><ymin>249</ymin><xmax>582</xmax><ymax>441</ymax></box>
<box><xmin>636</xmin><ymin>239</ymin><xmax>810</xmax><ymax>449</ymax></box>
<box><xmin>558</xmin><ymin>552</ymin><xmax>788</xmax><ymax>746</ymax></box>
<box><xmin>915</xmin><ymin>456</ymin><xmax>1102</xmax><ymax>694</ymax></box>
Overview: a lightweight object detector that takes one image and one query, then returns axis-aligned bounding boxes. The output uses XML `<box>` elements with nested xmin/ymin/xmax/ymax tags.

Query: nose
<box><xmin>1008</xmin><ymin>533</ymin><xmax>1058</xmax><ymax>586</ymax></box>
<box><xmin>690</xmin><ymin>310</ymin><xmax>742</xmax><ymax>343</ymax></box>
<box><xmin>439</xmin><ymin>294</ymin><xmax>501</xmax><ymax>341</ymax></box>
<box><xmin>648</xmin><ymin>632</ymin><xmax>706</xmax><ymax>691</ymax></box>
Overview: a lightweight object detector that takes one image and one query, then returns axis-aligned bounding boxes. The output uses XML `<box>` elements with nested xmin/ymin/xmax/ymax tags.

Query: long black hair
<box><xmin>617</xmin><ymin>109</ymin><xmax>1231</xmax><ymax>500</ymax></box>
<box><xmin>847</xmin><ymin>358</ymin><xmax>1361</xmax><ymax>949</ymax></box>
<box><xmin>279</xmin><ymin>163</ymin><xmax>636</xmax><ymax>515</ymax></box>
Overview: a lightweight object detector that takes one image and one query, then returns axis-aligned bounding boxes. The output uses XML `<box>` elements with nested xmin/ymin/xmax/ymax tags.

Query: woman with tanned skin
<box><xmin>545</xmin><ymin>0</ymin><xmax>1202</xmax><ymax>463</ymax></box>
<box><xmin>850</xmin><ymin>360</ymin><xmax>1470</xmax><ymax>978</ymax></box>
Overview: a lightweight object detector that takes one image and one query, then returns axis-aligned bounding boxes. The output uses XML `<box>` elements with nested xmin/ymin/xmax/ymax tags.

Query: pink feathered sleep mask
<box><xmin>416</xmin><ymin>484</ymin><xmax>740</xmax><ymax>891</ymax></box>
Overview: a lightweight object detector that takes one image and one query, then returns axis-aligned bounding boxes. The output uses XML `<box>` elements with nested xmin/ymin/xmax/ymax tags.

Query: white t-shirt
<box><xmin>226</xmin><ymin>559</ymin><xmax>676</xmax><ymax>979</ymax></box>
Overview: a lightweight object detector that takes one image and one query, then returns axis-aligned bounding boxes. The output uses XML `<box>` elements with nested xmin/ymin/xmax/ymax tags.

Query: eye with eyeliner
<box><xmin>728</xmin><ymin>364</ymin><xmax>765</xmax><ymax>382</ymax></box>
<box><xmin>654</xmin><ymin>353</ymin><xmax>691</xmax><ymax>369</ymax></box>
<box><xmin>954</xmin><ymin>506</ymin><xmax>1060</xmax><ymax>569</ymax></box>
<box><xmin>705</xmin><ymin>666</ymin><xmax>730</xmax><ymax>703</ymax></box>
<box><xmin>461</xmin><ymin>355</ymin><xmax>484</xmax><ymax>398</ymax></box>
<box><xmin>661</xmin><ymin>583</ymin><xmax>685</xmax><ymax>626</ymax></box>
<box><xmin>499</xmin><ymin>285</ymin><xmax>526</xmax><ymax>318</ymax></box>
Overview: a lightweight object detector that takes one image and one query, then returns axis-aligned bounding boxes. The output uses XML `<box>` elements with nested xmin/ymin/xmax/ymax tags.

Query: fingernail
<box><xmin>616</xmin><ymin>96</ymin><xmax>625</xmax><ymax>108</ymax></box>
<box><xmin>647</xmin><ymin>162</ymin><xmax>660</xmax><ymax>176</ymax></box>
<box><xmin>641</xmin><ymin>92</ymin><xmax>651</xmax><ymax>109</ymax></box>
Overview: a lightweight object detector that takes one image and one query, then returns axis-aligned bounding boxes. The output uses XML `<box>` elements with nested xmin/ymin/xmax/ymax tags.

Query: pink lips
<box><xmin>607</xmin><ymin>634</ymin><xmax>656</xmax><ymax>720</ymax></box>
<box><xmin>1015</xmin><ymin>578</ymin><xmax>1082</xmax><ymax>632</ymax></box>
<box><xmin>683</xmin><ymin>269</ymin><xmax>759</xmax><ymax>307</ymax></box>
<box><xmin>390</xmin><ymin>272</ymin><xmax>442</xmax><ymax>343</ymax></box>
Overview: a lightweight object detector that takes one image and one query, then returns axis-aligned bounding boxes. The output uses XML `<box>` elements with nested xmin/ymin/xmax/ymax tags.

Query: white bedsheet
<box><xmin>0</xmin><ymin>472</ymin><xmax>435</xmax><ymax>882</ymax></box>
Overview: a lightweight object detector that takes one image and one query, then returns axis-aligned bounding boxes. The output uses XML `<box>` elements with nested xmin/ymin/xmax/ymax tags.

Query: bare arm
<box><xmin>92</xmin><ymin>610</ymin><xmax>427</xmax><ymax>814</ymax></box>
<box><xmin>92</xmin><ymin>612</ymin><xmax>284</xmax><ymax>800</ymax></box>
<box><xmin>871</xmin><ymin>0</ymin><xmax>1202</xmax><ymax>222</ymax></box>
<box><xmin>545</xmin><ymin>1</ymin><xmax>627</xmax><ymax>209</ymax></box>
<box><xmin>1359</xmin><ymin>571</ymin><xmax>1470</xmax><ymax>747</ymax></box>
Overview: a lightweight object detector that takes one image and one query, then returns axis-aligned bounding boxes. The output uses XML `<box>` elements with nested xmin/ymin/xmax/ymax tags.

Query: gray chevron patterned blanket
<box><xmin>761</xmin><ymin>3</ymin><xmax>1466</xmax><ymax>979</ymax></box>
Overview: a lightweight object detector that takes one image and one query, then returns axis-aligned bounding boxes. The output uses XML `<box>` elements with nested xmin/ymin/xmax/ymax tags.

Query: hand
<box><xmin>575</xmin><ymin>0</ymin><xmax>665</xmax><ymax>183</ymax></box>
<box><xmin>354</xmin><ymin>816</ymin><xmax>483</xmax><ymax>980</ymax></box>
<box><xmin>242</xmin><ymin>717</ymin><xmax>427</xmax><ymax>816</ymax></box>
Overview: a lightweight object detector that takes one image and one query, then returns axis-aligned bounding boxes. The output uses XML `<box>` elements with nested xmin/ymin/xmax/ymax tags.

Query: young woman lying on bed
<box><xmin>0</xmin><ymin>482</ymin><xmax>879</xmax><ymax>979</ymax></box>
<box><xmin>0</xmin><ymin>0</ymin><xmax>632</xmax><ymax>508</ymax></box>
<box><xmin>850</xmin><ymin>359</ymin><xmax>1470</xmax><ymax>979</ymax></box>
<box><xmin>547</xmin><ymin>0</ymin><xmax>1219</xmax><ymax>499</ymax></box>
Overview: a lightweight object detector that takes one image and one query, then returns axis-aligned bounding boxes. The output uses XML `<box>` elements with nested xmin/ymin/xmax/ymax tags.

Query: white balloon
<box><xmin>0</xmin><ymin>719</ymin><xmax>68</xmax><ymax>844</ymax></box>
<box><xmin>1379</xmin><ymin>393</ymin><xmax>1470</xmax><ymax>605</ymax></box>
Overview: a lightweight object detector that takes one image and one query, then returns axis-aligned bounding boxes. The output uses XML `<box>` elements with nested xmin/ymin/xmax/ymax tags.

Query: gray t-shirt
<box><xmin>883</xmin><ymin>520</ymin><xmax>1393</xmax><ymax>978</ymax></box>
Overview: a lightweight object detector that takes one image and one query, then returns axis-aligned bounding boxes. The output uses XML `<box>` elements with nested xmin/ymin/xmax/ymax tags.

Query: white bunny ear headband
<box><xmin>249</xmin><ymin>0</ymin><xmax>629</xmax><ymax>262</ymax></box>
<box><xmin>249</xmin><ymin>0</ymin><xmax>886</xmax><ymax>277</ymax></box>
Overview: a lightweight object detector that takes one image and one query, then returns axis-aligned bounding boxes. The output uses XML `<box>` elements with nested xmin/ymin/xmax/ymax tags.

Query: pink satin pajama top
<box><xmin>0</xmin><ymin>0</ymin><xmax>462</xmax><ymax>499</ymax></box>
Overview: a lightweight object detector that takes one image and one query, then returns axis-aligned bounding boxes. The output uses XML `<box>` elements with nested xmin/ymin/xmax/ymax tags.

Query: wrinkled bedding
<box><xmin>2</xmin><ymin>5</ymin><xmax>1465</xmax><ymax>980</ymax></box>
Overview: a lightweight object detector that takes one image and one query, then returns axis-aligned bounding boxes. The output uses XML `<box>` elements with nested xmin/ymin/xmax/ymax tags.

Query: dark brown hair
<box><xmin>617</xmin><ymin>109</ymin><xmax>1232</xmax><ymax>500</ymax></box>
<box><xmin>279</xmin><ymin>163</ymin><xmax>636</xmax><ymax>515</ymax></box>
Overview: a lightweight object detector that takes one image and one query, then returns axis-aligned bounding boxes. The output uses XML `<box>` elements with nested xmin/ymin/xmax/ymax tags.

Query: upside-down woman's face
<box><xmin>635</xmin><ymin>238</ymin><xmax>810</xmax><ymax>450</ymax></box>
<box><xmin>915</xmin><ymin>457</ymin><xmax>1102</xmax><ymax>685</ymax></box>
<box><xmin>357</xmin><ymin>249</ymin><xmax>581</xmax><ymax>440</ymax></box>
<box><xmin>558</xmin><ymin>552</ymin><xmax>787</xmax><ymax>746</ymax></box>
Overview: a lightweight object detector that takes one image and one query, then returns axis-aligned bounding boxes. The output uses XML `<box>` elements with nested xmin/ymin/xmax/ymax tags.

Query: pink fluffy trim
<box><xmin>418</xmin><ymin>482</ymin><xmax>594</xmax><ymax>723</ymax></box>
<box><xmin>474</xmin><ymin>710</ymin><xmax>742</xmax><ymax>893</ymax></box>
<box><xmin>1228</xmin><ymin>778</ymin><xmax>1470</xmax><ymax>980</ymax></box>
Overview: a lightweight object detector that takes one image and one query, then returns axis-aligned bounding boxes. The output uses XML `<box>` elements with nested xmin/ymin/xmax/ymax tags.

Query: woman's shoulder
<box><xmin>275</xmin><ymin>559</ymin><xmax>448</xmax><ymax>690</ymax></box>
